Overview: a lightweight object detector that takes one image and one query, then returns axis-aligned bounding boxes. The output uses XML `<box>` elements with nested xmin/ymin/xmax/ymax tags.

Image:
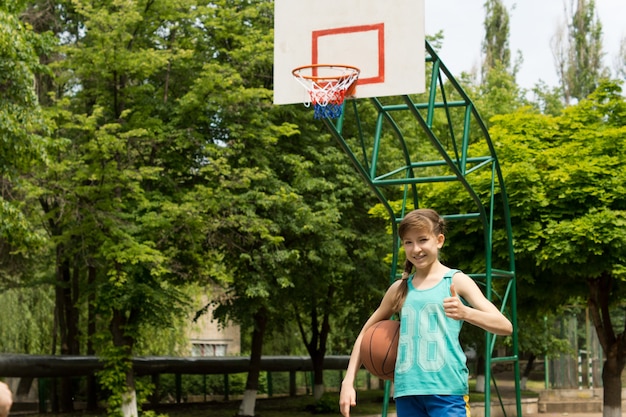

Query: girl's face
<box><xmin>401</xmin><ymin>227</ymin><xmax>444</xmax><ymax>269</ymax></box>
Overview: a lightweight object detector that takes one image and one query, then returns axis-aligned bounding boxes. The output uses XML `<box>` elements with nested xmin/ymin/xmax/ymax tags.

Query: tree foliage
<box><xmin>489</xmin><ymin>81</ymin><xmax>626</xmax><ymax>412</ymax></box>
<box><xmin>617</xmin><ymin>36</ymin><xmax>626</xmax><ymax>80</ymax></box>
<box><xmin>553</xmin><ymin>0</ymin><xmax>608</xmax><ymax>104</ymax></box>
<box><xmin>419</xmin><ymin>78</ymin><xmax>626</xmax><ymax>410</ymax></box>
<box><xmin>0</xmin><ymin>1</ymin><xmax>52</xmax><ymax>280</ymax></box>
<box><xmin>482</xmin><ymin>0</ymin><xmax>511</xmax><ymax>79</ymax></box>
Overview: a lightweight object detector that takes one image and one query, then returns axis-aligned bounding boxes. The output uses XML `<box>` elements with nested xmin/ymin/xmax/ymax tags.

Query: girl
<box><xmin>339</xmin><ymin>208</ymin><xmax>512</xmax><ymax>417</ymax></box>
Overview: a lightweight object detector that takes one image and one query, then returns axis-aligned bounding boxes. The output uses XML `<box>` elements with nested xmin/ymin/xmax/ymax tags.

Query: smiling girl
<box><xmin>339</xmin><ymin>208</ymin><xmax>512</xmax><ymax>417</ymax></box>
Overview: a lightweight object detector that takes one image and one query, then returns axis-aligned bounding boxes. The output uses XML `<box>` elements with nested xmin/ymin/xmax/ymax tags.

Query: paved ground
<box><xmin>362</xmin><ymin>412</ymin><xmax>624</xmax><ymax>417</ymax></box>
<box><xmin>532</xmin><ymin>410</ymin><xmax>626</xmax><ymax>417</ymax></box>
<box><xmin>545</xmin><ymin>412</ymin><xmax>626</xmax><ymax>417</ymax></box>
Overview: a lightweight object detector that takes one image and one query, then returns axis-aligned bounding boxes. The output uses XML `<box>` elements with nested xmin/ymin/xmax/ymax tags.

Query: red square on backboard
<box><xmin>311</xmin><ymin>23</ymin><xmax>385</xmax><ymax>85</ymax></box>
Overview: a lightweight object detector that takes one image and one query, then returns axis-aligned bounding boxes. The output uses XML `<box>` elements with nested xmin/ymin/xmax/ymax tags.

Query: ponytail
<box><xmin>392</xmin><ymin>260</ymin><xmax>413</xmax><ymax>312</ymax></box>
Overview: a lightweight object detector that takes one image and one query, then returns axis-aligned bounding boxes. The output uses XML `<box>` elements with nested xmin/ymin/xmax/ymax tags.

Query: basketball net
<box><xmin>292</xmin><ymin>64</ymin><xmax>360</xmax><ymax>119</ymax></box>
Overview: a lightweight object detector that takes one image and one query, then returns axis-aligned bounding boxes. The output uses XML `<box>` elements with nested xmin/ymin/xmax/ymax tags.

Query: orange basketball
<box><xmin>360</xmin><ymin>320</ymin><xmax>400</xmax><ymax>380</ymax></box>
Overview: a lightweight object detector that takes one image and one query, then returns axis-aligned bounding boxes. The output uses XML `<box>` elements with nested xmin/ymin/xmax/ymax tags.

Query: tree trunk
<box><xmin>120</xmin><ymin>389</ymin><xmax>138</xmax><ymax>417</ymax></box>
<box><xmin>55</xmin><ymin>250</ymin><xmax>75</xmax><ymax>412</ymax></box>
<box><xmin>110</xmin><ymin>309</ymin><xmax>138</xmax><ymax>417</ymax></box>
<box><xmin>300</xmin><ymin>287</ymin><xmax>333</xmax><ymax>401</ymax></box>
<box><xmin>238</xmin><ymin>308</ymin><xmax>267</xmax><ymax>417</ymax></box>
<box><xmin>86</xmin><ymin>265</ymin><xmax>98</xmax><ymax>410</ymax></box>
<box><xmin>601</xmin><ymin>353</ymin><xmax>624</xmax><ymax>417</ymax></box>
<box><xmin>312</xmin><ymin>350</ymin><xmax>326</xmax><ymax>401</ymax></box>
<box><xmin>475</xmin><ymin>355</ymin><xmax>486</xmax><ymax>393</ymax></box>
<box><xmin>586</xmin><ymin>274</ymin><xmax>626</xmax><ymax>417</ymax></box>
<box><xmin>309</xmin><ymin>314</ymin><xmax>328</xmax><ymax>401</ymax></box>
<box><xmin>520</xmin><ymin>354</ymin><xmax>536</xmax><ymax>390</ymax></box>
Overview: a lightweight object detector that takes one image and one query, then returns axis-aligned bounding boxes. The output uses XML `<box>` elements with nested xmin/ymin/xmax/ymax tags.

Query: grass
<box><xmin>145</xmin><ymin>375</ymin><xmax>542</xmax><ymax>417</ymax></box>
<box><xmin>149</xmin><ymin>390</ymin><xmax>393</xmax><ymax>417</ymax></box>
<box><xmin>23</xmin><ymin>372</ymin><xmax>549</xmax><ymax>417</ymax></box>
<box><xmin>148</xmin><ymin>383</ymin><xmax>540</xmax><ymax>417</ymax></box>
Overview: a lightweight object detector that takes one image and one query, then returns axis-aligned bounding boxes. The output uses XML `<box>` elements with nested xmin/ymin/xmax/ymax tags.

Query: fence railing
<box><xmin>0</xmin><ymin>354</ymin><xmax>350</xmax><ymax>377</ymax></box>
<box><xmin>0</xmin><ymin>354</ymin><xmax>356</xmax><ymax>412</ymax></box>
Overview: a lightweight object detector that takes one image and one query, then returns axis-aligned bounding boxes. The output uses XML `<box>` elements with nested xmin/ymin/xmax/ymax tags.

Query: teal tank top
<box><xmin>393</xmin><ymin>269</ymin><xmax>469</xmax><ymax>398</ymax></box>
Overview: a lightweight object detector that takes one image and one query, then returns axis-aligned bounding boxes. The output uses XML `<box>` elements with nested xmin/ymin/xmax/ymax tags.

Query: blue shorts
<box><xmin>395</xmin><ymin>395</ymin><xmax>470</xmax><ymax>417</ymax></box>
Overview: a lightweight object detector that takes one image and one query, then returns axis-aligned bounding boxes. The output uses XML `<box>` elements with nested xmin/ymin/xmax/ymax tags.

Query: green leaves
<box><xmin>0</xmin><ymin>10</ymin><xmax>50</xmax><ymax>176</ymax></box>
<box><xmin>485</xmin><ymin>81</ymin><xmax>626</xmax><ymax>299</ymax></box>
<box><xmin>0</xmin><ymin>5</ymin><xmax>53</xmax><ymax>282</ymax></box>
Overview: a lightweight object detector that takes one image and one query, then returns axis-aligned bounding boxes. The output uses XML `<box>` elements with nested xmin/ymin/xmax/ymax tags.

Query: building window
<box><xmin>192</xmin><ymin>343</ymin><xmax>227</xmax><ymax>357</ymax></box>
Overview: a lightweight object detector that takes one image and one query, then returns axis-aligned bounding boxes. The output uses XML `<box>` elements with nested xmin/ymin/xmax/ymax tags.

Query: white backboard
<box><xmin>273</xmin><ymin>0</ymin><xmax>426</xmax><ymax>105</ymax></box>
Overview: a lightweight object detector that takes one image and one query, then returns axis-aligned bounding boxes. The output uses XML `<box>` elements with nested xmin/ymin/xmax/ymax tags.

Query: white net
<box><xmin>292</xmin><ymin>65</ymin><xmax>360</xmax><ymax>111</ymax></box>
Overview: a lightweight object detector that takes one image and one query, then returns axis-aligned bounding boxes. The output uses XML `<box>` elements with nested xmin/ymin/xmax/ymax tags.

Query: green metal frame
<box><xmin>320</xmin><ymin>41</ymin><xmax>522</xmax><ymax>417</ymax></box>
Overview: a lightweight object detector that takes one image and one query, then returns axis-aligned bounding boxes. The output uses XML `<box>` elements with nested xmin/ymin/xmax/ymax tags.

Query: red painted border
<box><xmin>311</xmin><ymin>23</ymin><xmax>385</xmax><ymax>85</ymax></box>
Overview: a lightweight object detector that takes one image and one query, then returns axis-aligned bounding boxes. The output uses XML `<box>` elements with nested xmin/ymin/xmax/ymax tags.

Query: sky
<box><xmin>424</xmin><ymin>0</ymin><xmax>625</xmax><ymax>90</ymax></box>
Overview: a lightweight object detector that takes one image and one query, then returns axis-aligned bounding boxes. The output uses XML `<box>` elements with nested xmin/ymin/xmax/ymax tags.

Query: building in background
<box><xmin>188</xmin><ymin>295</ymin><xmax>240</xmax><ymax>357</ymax></box>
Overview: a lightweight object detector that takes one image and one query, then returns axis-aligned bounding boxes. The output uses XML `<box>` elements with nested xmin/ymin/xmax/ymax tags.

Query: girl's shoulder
<box><xmin>387</xmin><ymin>277</ymin><xmax>406</xmax><ymax>293</ymax></box>
<box><xmin>449</xmin><ymin>270</ymin><xmax>472</xmax><ymax>282</ymax></box>
<box><xmin>376</xmin><ymin>279</ymin><xmax>405</xmax><ymax>302</ymax></box>
<box><xmin>450</xmin><ymin>270</ymin><xmax>483</xmax><ymax>298</ymax></box>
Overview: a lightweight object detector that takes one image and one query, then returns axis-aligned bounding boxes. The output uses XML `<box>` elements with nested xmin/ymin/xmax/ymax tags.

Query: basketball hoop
<box><xmin>292</xmin><ymin>64</ymin><xmax>360</xmax><ymax>119</ymax></box>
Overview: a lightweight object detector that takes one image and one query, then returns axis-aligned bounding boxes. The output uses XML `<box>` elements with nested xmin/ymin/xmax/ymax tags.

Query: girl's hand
<box><xmin>443</xmin><ymin>283</ymin><xmax>466</xmax><ymax>320</ymax></box>
<box><xmin>339</xmin><ymin>382</ymin><xmax>356</xmax><ymax>417</ymax></box>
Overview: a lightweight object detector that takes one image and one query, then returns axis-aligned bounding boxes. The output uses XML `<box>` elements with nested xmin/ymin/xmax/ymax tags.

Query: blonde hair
<box><xmin>391</xmin><ymin>208</ymin><xmax>446</xmax><ymax>312</ymax></box>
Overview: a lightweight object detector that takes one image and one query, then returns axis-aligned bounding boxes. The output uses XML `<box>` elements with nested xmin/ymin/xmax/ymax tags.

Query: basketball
<box><xmin>360</xmin><ymin>320</ymin><xmax>400</xmax><ymax>380</ymax></box>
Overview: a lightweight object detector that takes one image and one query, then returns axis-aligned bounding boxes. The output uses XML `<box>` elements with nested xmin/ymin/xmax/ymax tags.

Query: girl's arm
<box><xmin>339</xmin><ymin>280</ymin><xmax>401</xmax><ymax>417</ymax></box>
<box><xmin>444</xmin><ymin>272</ymin><xmax>513</xmax><ymax>336</ymax></box>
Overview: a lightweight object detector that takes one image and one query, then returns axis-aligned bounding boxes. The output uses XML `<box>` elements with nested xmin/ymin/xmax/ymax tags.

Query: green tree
<box><xmin>0</xmin><ymin>4</ymin><xmax>57</xmax><ymax>389</ymax></box>
<box><xmin>473</xmin><ymin>63</ymin><xmax>526</xmax><ymax>121</ymax></box>
<box><xmin>0</xmin><ymin>1</ymin><xmax>52</xmax><ymax>285</ymax></box>
<box><xmin>178</xmin><ymin>1</ymin><xmax>300</xmax><ymax>415</ymax></box>
<box><xmin>616</xmin><ymin>36</ymin><xmax>626</xmax><ymax>80</ymax></box>
<box><xmin>0</xmin><ymin>287</ymin><xmax>55</xmax><ymax>353</ymax></box>
<box><xmin>276</xmin><ymin>132</ymin><xmax>389</xmax><ymax>400</ymax></box>
<box><xmin>26</xmin><ymin>2</ymin><xmax>386</xmax><ymax>417</ymax></box>
<box><xmin>26</xmin><ymin>0</ymin><xmax>230</xmax><ymax>414</ymax></box>
<box><xmin>530</xmin><ymin>81</ymin><xmax>565</xmax><ymax>116</ymax></box>
<box><xmin>183</xmin><ymin>2</ymin><xmax>393</xmax><ymax>413</ymax></box>
<box><xmin>485</xmin><ymin>81</ymin><xmax>626</xmax><ymax>416</ymax></box>
<box><xmin>421</xmin><ymin>79</ymin><xmax>626</xmax><ymax>414</ymax></box>
<box><xmin>553</xmin><ymin>0</ymin><xmax>607</xmax><ymax>104</ymax></box>
<box><xmin>482</xmin><ymin>0</ymin><xmax>511</xmax><ymax>80</ymax></box>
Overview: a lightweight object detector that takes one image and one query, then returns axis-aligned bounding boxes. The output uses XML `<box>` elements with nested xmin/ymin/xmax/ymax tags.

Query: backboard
<box><xmin>273</xmin><ymin>0</ymin><xmax>426</xmax><ymax>105</ymax></box>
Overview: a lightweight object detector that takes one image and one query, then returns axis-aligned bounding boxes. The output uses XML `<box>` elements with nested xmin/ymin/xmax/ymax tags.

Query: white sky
<box><xmin>425</xmin><ymin>0</ymin><xmax>625</xmax><ymax>90</ymax></box>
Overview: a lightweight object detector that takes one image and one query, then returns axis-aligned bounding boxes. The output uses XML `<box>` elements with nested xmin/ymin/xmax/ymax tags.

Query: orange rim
<box><xmin>292</xmin><ymin>64</ymin><xmax>360</xmax><ymax>82</ymax></box>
